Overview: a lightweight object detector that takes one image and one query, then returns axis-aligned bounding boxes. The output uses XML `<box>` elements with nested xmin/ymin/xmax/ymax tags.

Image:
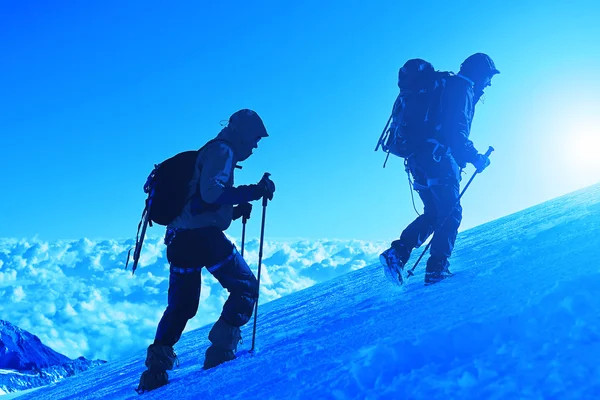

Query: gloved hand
<box><xmin>473</xmin><ymin>153</ymin><xmax>491</xmax><ymax>173</ymax></box>
<box><xmin>255</xmin><ymin>174</ymin><xmax>276</xmax><ymax>200</ymax></box>
<box><xmin>233</xmin><ymin>202</ymin><xmax>252</xmax><ymax>221</ymax></box>
<box><xmin>216</xmin><ymin>174</ymin><xmax>275</xmax><ymax>205</ymax></box>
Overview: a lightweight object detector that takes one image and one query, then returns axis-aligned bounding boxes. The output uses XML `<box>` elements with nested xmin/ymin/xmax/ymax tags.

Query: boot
<box><xmin>424</xmin><ymin>256</ymin><xmax>453</xmax><ymax>286</ymax></box>
<box><xmin>136</xmin><ymin>343</ymin><xmax>178</xmax><ymax>394</ymax></box>
<box><xmin>380</xmin><ymin>242</ymin><xmax>410</xmax><ymax>285</ymax></box>
<box><xmin>203</xmin><ymin>318</ymin><xmax>241</xmax><ymax>370</ymax></box>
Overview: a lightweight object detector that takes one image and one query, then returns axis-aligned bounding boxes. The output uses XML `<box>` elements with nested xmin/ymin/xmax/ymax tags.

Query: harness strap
<box><xmin>170</xmin><ymin>265</ymin><xmax>202</xmax><ymax>274</ymax></box>
<box><xmin>169</xmin><ymin>247</ymin><xmax>238</xmax><ymax>274</ymax></box>
<box><xmin>206</xmin><ymin>248</ymin><xmax>237</xmax><ymax>274</ymax></box>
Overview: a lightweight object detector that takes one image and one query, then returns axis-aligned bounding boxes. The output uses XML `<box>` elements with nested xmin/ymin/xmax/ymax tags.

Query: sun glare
<box><xmin>564</xmin><ymin>117</ymin><xmax>600</xmax><ymax>183</ymax></box>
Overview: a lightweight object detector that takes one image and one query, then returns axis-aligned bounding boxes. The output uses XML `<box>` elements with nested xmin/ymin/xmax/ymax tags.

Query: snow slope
<box><xmin>14</xmin><ymin>182</ymin><xmax>600</xmax><ymax>399</ymax></box>
<box><xmin>0</xmin><ymin>320</ymin><xmax>105</xmax><ymax>395</ymax></box>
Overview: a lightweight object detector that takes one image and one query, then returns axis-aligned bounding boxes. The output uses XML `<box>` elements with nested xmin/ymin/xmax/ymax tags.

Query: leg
<box><xmin>427</xmin><ymin>159</ymin><xmax>462</xmax><ymax>260</ymax></box>
<box><xmin>428</xmin><ymin>190</ymin><xmax>462</xmax><ymax>260</ymax></box>
<box><xmin>201</xmin><ymin>232</ymin><xmax>258</xmax><ymax>369</ymax></box>
<box><xmin>139</xmin><ymin>230</ymin><xmax>205</xmax><ymax>393</ymax></box>
<box><xmin>424</xmin><ymin>156</ymin><xmax>462</xmax><ymax>283</ymax></box>
<box><xmin>395</xmin><ymin>186</ymin><xmax>437</xmax><ymax>259</ymax></box>
<box><xmin>207</xmin><ymin>249</ymin><xmax>259</xmax><ymax>327</ymax></box>
<box><xmin>154</xmin><ymin>229</ymin><xmax>207</xmax><ymax>346</ymax></box>
<box><xmin>154</xmin><ymin>270</ymin><xmax>202</xmax><ymax>347</ymax></box>
<box><xmin>390</xmin><ymin>158</ymin><xmax>437</xmax><ymax>264</ymax></box>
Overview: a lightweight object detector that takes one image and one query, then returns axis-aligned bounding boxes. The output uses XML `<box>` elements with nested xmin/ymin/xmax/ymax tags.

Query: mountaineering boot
<box><xmin>136</xmin><ymin>343</ymin><xmax>179</xmax><ymax>394</ymax></box>
<box><xmin>424</xmin><ymin>256</ymin><xmax>454</xmax><ymax>286</ymax></box>
<box><xmin>380</xmin><ymin>242</ymin><xmax>410</xmax><ymax>285</ymax></box>
<box><xmin>203</xmin><ymin>317</ymin><xmax>242</xmax><ymax>370</ymax></box>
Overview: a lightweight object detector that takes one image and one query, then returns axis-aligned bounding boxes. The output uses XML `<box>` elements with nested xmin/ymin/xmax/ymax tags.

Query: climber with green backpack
<box><xmin>376</xmin><ymin>53</ymin><xmax>500</xmax><ymax>287</ymax></box>
<box><xmin>133</xmin><ymin>109</ymin><xmax>275</xmax><ymax>393</ymax></box>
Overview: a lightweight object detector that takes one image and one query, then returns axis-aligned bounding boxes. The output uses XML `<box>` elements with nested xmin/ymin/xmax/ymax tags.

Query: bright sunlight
<box><xmin>562</xmin><ymin>115</ymin><xmax>600</xmax><ymax>184</ymax></box>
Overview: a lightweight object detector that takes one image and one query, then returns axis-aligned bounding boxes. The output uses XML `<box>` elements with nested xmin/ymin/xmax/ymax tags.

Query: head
<box><xmin>223</xmin><ymin>109</ymin><xmax>269</xmax><ymax>161</ymax></box>
<box><xmin>459</xmin><ymin>53</ymin><xmax>500</xmax><ymax>102</ymax></box>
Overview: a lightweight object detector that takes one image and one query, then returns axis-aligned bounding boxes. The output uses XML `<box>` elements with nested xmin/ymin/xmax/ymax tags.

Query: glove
<box><xmin>473</xmin><ymin>153</ymin><xmax>491</xmax><ymax>173</ymax></box>
<box><xmin>217</xmin><ymin>174</ymin><xmax>276</xmax><ymax>204</ymax></box>
<box><xmin>232</xmin><ymin>202</ymin><xmax>252</xmax><ymax>221</ymax></box>
<box><xmin>255</xmin><ymin>174</ymin><xmax>276</xmax><ymax>200</ymax></box>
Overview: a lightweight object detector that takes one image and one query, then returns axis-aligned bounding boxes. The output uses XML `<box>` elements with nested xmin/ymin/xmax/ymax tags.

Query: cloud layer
<box><xmin>0</xmin><ymin>235</ymin><xmax>387</xmax><ymax>361</ymax></box>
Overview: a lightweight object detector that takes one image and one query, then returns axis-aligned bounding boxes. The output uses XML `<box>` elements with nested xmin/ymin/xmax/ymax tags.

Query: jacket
<box><xmin>437</xmin><ymin>73</ymin><xmax>481</xmax><ymax>168</ymax></box>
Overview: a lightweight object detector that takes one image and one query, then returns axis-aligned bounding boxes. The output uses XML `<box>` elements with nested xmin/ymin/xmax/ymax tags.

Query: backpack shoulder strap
<box><xmin>197</xmin><ymin>138</ymin><xmax>242</xmax><ymax>169</ymax></box>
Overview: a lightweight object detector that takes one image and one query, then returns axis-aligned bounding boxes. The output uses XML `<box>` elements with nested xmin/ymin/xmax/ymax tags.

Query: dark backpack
<box><xmin>144</xmin><ymin>150</ymin><xmax>199</xmax><ymax>226</ymax></box>
<box><xmin>375</xmin><ymin>59</ymin><xmax>452</xmax><ymax>165</ymax></box>
<box><xmin>125</xmin><ymin>139</ymin><xmax>224</xmax><ymax>274</ymax></box>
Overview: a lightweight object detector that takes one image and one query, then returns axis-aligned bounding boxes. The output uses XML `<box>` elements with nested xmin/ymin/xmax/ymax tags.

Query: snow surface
<box><xmin>0</xmin><ymin>388</ymin><xmax>40</xmax><ymax>399</ymax></box>
<box><xmin>9</xmin><ymin>182</ymin><xmax>600</xmax><ymax>399</ymax></box>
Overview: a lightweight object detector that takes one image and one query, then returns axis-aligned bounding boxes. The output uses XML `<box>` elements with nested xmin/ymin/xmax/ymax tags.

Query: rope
<box><xmin>404</xmin><ymin>159</ymin><xmax>421</xmax><ymax>216</ymax></box>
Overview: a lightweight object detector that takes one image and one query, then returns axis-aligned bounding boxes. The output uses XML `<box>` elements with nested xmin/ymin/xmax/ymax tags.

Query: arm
<box><xmin>440</xmin><ymin>79</ymin><xmax>479</xmax><ymax>165</ymax></box>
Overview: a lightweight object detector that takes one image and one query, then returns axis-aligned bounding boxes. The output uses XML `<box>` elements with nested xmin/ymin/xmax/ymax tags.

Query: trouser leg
<box><xmin>154</xmin><ymin>270</ymin><xmax>201</xmax><ymax>347</ymax></box>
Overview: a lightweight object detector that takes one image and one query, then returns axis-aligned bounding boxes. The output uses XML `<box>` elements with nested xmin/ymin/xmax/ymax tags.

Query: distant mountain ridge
<box><xmin>0</xmin><ymin>320</ymin><xmax>105</xmax><ymax>395</ymax></box>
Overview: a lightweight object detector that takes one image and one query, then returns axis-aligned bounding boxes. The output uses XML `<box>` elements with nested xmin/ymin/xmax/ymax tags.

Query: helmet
<box><xmin>460</xmin><ymin>53</ymin><xmax>500</xmax><ymax>77</ymax></box>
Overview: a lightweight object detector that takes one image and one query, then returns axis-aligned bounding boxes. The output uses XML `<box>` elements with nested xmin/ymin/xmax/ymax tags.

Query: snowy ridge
<box><xmin>11</xmin><ymin>182</ymin><xmax>600</xmax><ymax>399</ymax></box>
<box><xmin>0</xmin><ymin>320</ymin><xmax>105</xmax><ymax>395</ymax></box>
<box><xmin>0</xmin><ymin>320</ymin><xmax>70</xmax><ymax>370</ymax></box>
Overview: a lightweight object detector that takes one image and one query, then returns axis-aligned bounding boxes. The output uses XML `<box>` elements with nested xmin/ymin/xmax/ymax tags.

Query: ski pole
<box><xmin>250</xmin><ymin>174</ymin><xmax>270</xmax><ymax>353</ymax></box>
<box><xmin>406</xmin><ymin>146</ymin><xmax>494</xmax><ymax>278</ymax></box>
<box><xmin>241</xmin><ymin>216</ymin><xmax>247</xmax><ymax>257</ymax></box>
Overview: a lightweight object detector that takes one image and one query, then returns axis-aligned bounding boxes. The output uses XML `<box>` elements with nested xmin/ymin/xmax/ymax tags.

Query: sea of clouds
<box><xmin>0</xmin><ymin>235</ymin><xmax>388</xmax><ymax>362</ymax></box>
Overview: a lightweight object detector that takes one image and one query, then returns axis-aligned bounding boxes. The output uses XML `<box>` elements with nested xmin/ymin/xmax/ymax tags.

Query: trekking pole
<box><xmin>250</xmin><ymin>173</ymin><xmax>270</xmax><ymax>353</ymax></box>
<box><xmin>241</xmin><ymin>216</ymin><xmax>247</xmax><ymax>257</ymax></box>
<box><xmin>406</xmin><ymin>146</ymin><xmax>494</xmax><ymax>278</ymax></box>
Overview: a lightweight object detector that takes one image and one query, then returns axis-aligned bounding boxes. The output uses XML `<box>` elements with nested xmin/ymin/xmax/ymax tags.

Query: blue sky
<box><xmin>1</xmin><ymin>0</ymin><xmax>599</xmax><ymax>242</ymax></box>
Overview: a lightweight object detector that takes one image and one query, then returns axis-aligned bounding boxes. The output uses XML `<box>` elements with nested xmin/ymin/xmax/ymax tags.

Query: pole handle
<box><xmin>261</xmin><ymin>172</ymin><xmax>271</xmax><ymax>207</ymax></box>
<box><xmin>241</xmin><ymin>217</ymin><xmax>247</xmax><ymax>257</ymax></box>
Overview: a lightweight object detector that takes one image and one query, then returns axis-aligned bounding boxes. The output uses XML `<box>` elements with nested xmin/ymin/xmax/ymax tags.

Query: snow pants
<box><xmin>393</xmin><ymin>148</ymin><xmax>463</xmax><ymax>269</ymax></box>
<box><xmin>154</xmin><ymin>227</ymin><xmax>258</xmax><ymax>347</ymax></box>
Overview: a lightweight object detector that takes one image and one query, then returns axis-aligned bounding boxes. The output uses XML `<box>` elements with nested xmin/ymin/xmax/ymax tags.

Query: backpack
<box><xmin>145</xmin><ymin>150</ymin><xmax>200</xmax><ymax>226</ymax></box>
<box><xmin>125</xmin><ymin>139</ymin><xmax>224</xmax><ymax>274</ymax></box>
<box><xmin>375</xmin><ymin>59</ymin><xmax>452</xmax><ymax>166</ymax></box>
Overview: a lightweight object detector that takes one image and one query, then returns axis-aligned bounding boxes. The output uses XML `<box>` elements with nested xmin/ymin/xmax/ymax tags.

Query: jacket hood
<box><xmin>217</xmin><ymin>109</ymin><xmax>268</xmax><ymax>161</ymax></box>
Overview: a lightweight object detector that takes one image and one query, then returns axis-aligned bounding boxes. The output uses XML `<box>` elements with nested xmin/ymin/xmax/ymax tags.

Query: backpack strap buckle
<box><xmin>427</xmin><ymin>138</ymin><xmax>447</xmax><ymax>162</ymax></box>
<box><xmin>164</xmin><ymin>228</ymin><xmax>177</xmax><ymax>246</ymax></box>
